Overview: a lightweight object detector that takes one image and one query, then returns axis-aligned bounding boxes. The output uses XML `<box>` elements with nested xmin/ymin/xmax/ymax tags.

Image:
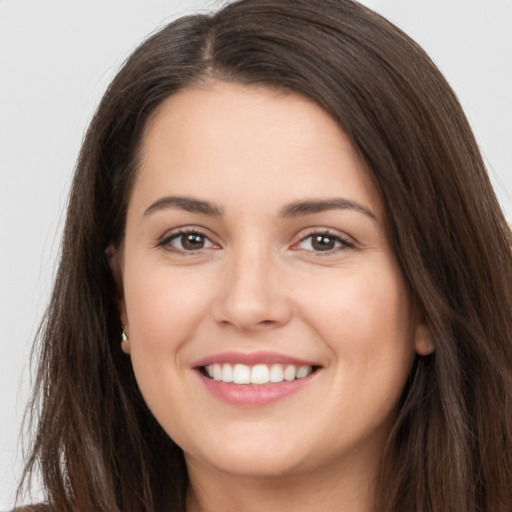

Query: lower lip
<box><xmin>196</xmin><ymin>370</ymin><xmax>317</xmax><ymax>407</ymax></box>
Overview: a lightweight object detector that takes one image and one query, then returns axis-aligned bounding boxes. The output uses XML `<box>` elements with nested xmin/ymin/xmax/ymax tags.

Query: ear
<box><xmin>414</xmin><ymin>323</ymin><xmax>434</xmax><ymax>355</ymax></box>
<box><xmin>106</xmin><ymin>244</ymin><xmax>130</xmax><ymax>354</ymax></box>
<box><xmin>413</xmin><ymin>305</ymin><xmax>434</xmax><ymax>356</ymax></box>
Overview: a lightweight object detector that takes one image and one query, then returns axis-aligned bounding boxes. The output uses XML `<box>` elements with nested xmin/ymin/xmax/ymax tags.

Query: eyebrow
<box><xmin>144</xmin><ymin>196</ymin><xmax>224</xmax><ymax>217</ymax></box>
<box><xmin>280</xmin><ymin>198</ymin><xmax>377</xmax><ymax>222</ymax></box>
<box><xmin>143</xmin><ymin>195</ymin><xmax>377</xmax><ymax>222</ymax></box>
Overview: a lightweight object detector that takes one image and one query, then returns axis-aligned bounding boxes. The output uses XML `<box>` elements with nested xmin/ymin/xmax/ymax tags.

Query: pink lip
<box><xmin>191</xmin><ymin>351</ymin><xmax>321</xmax><ymax>407</ymax></box>
<box><xmin>191</xmin><ymin>351</ymin><xmax>318</xmax><ymax>368</ymax></box>
<box><xmin>195</xmin><ymin>369</ymin><xmax>318</xmax><ymax>407</ymax></box>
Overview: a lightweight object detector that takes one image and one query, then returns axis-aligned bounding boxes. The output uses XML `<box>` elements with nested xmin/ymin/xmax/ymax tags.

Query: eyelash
<box><xmin>294</xmin><ymin>229</ymin><xmax>356</xmax><ymax>254</ymax></box>
<box><xmin>157</xmin><ymin>228</ymin><xmax>216</xmax><ymax>254</ymax></box>
<box><xmin>157</xmin><ymin>228</ymin><xmax>355</xmax><ymax>256</ymax></box>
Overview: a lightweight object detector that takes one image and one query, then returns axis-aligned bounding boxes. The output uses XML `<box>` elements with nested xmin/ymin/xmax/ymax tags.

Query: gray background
<box><xmin>1</xmin><ymin>0</ymin><xmax>511</xmax><ymax>507</ymax></box>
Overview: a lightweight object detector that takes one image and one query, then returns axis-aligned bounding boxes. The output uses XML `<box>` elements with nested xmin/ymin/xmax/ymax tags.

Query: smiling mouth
<box><xmin>200</xmin><ymin>363</ymin><xmax>319</xmax><ymax>385</ymax></box>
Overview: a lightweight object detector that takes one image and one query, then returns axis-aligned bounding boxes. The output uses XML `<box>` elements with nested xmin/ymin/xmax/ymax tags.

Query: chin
<box><xmin>196</xmin><ymin>450</ymin><xmax>308</xmax><ymax>479</ymax></box>
<box><xmin>182</xmin><ymin>429</ymin><xmax>313</xmax><ymax>479</ymax></box>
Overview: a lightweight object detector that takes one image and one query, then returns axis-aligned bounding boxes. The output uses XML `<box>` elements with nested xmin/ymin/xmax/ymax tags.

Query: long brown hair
<box><xmin>19</xmin><ymin>1</ymin><xmax>512</xmax><ymax>510</ymax></box>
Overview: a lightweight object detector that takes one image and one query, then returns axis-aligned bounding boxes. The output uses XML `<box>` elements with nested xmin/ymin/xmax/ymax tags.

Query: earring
<box><xmin>121</xmin><ymin>327</ymin><xmax>130</xmax><ymax>354</ymax></box>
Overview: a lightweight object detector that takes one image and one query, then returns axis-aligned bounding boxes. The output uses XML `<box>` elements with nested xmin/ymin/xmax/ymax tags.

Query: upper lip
<box><xmin>192</xmin><ymin>351</ymin><xmax>320</xmax><ymax>368</ymax></box>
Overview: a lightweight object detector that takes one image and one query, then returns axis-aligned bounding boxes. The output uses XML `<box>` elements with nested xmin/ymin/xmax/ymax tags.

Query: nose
<box><xmin>212</xmin><ymin>243</ymin><xmax>292</xmax><ymax>332</ymax></box>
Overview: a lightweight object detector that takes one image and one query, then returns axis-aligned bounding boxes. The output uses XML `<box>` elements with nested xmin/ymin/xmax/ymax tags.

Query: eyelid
<box><xmin>157</xmin><ymin>226</ymin><xmax>220</xmax><ymax>254</ymax></box>
<box><xmin>156</xmin><ymin>225</ymin><xmax>355</xmax><ymax>255</ymax></box>
<box><xmin>292</xmin><ymin>227</ymin><xmax>356</xmax><ymax>253</ymax></box>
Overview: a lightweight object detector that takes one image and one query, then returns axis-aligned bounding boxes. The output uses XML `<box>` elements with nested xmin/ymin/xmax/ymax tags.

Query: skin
<box><xmin>113</xmin><ymin>82</ymin><xmax>433</xmax><ymax>512</ymax></box>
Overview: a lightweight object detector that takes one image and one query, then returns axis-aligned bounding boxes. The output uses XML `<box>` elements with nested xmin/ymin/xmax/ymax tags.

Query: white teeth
<box><xmin>296</xmin><ymin>366</ymin><xmax>313</xmax><ymax>379</ymax></box>
<box><xmin>269</xmin><ymin>364</ymin><xmax>284</xmax><ymax>383</ymax></box>
<box><xmin>251</xmin><ymin>364</ymin><xmax>270</xmax><ymax>384</ymax></box>
<box><xmin>221</xmin><ymin>363</ymin><xmax>233</xmax><ymax>383</ymax></box>
<box><xmin>233</xmin><ymin>364</ymin><xmax>251</xmax><ymax>384</ymax></box>
<box><xmin>283</xmin><ymin>365</ymin><xmax>296</xmax><ymax>381</ymax></box>
<box><xmin>203</xmin><ymin>363</ymin><xmax>314</xmax><ymax>385</ymax></box>
<box><xmin>212</xmin><ymin>363</ymin><xmax>222</xmax><ymax>381</ymax></box>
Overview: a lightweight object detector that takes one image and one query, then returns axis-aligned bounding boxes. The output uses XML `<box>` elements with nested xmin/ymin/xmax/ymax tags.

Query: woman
<box><xmin>16</xmin><ymin>0</ymin><xmax>512</xmax><ymax>511</ymax></box>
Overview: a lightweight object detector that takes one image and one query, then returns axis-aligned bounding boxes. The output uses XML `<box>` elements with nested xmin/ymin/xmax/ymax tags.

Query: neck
<box><xmin>185</xmin><ymin>452</ymin><xmax>379</xmax><ymax>512</ymax></box>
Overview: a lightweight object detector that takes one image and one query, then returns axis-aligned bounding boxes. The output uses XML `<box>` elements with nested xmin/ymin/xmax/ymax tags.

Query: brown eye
<box><xmin>181</xmin><ymin>233</ymin><xmax>206</xmax><ymax>250</ymax></box>
<box><xmin>163</xmin><ymin>231</ymin><xmax>216</xmax><ymax>252</ymax></box>
<box><xmin>296</xmin><ymin>232</ymin><xmax>353</xmax><ymax>253</ymax></box>
<box><xmin>311</xmin><ymin>235</ymin><xmax>336</xmax><ymax>251</ymax></box>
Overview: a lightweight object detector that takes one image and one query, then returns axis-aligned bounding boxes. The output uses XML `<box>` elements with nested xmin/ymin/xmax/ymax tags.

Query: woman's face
<box><xmin>116</xmin><ymin>82</ymin><xmax>431</xmax><ymax>481</ymax></box>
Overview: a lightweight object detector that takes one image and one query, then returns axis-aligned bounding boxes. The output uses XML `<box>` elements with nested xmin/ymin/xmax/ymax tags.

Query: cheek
<box><xmin>122</xmin><ymin>264</ymin><xmax>214</xmax><ymax>428</ymax></box>
<box><xmin>123</xmin><ymin>263</ymin><xmax>214</xmax><ymax>359</ymax></box>
<box><xmin>298</xmin><ymin>262</ymin><xmax>415</xmax><ymax>381</ymax></box>
<box><xmin>305</xmin><ymin>266</ymin><xmax>409</xmax><ymax>332</ymax></box>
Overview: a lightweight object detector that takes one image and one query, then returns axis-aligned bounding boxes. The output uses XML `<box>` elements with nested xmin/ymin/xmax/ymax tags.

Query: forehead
<box><xmin>132</xmin><ymin>81</ymin><xmax>383</xmax><ymax>219</ymax></box>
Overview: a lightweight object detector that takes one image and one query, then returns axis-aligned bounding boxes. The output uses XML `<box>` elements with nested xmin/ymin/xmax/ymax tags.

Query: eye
<box><xmin>296</xmin><ymin>231</ymin><xmax>354</xmax><ymax>252</ymax></box>
<box><xmin>160</xmin><ymin>230</ymin><xmax>217</xmax><ymax>252</ymax></box>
